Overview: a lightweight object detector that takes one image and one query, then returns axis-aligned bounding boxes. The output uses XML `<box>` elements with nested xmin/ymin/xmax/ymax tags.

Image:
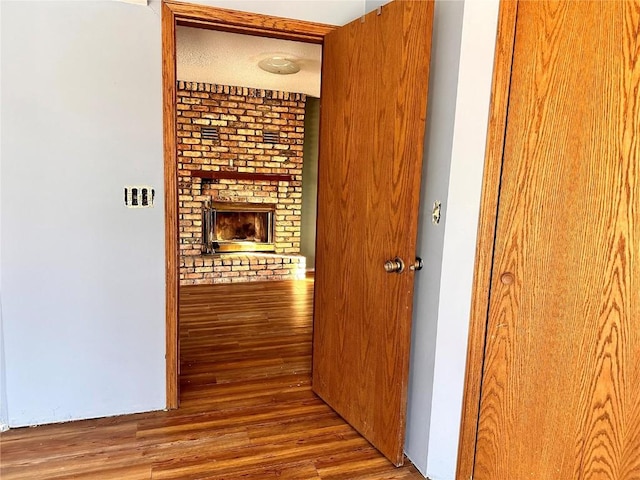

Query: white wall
<box><xmin>0</xmin><ymin>0</ymin><xmax>365</xmax><ymax>428</ymax></box>
<box><xmin>0</xmin><ymin>308</ymin><xmax>8</xmax><ymax>431</ymax></box>
<box><xmin>426</xmin><ymin>1</ymin><xmax>499</xmax><ymax>478</ymax></box>
<box><xmin>404</xmin><ymin>0</ymin><xmax>465</xmax><ymax>474</ymax></box>
<box><xmin>1</xmin><ymin>0</ymin><xmax>166</xmax><ymax>427</ymax></box>
<box><xmin>0</xmin><ymin>0</ymin><xmax>8</xmax><ymax>433</ymax></box>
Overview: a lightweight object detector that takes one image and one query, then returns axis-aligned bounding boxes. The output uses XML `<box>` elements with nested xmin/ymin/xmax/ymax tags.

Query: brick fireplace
<box><xmin>177</xmin><ymin>81</ymin><xmax>307</xmax><ymax>285</ymax></box>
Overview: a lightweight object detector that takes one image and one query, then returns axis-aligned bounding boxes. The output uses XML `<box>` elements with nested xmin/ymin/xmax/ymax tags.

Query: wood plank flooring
<box><xmin>0</xmin><ymin>280</ymin><xmax>424</xmax><ymax>479</ymax></box>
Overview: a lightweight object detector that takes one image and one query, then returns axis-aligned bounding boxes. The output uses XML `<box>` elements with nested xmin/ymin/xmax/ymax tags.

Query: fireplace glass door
<box><xmin>203</xmin><ymin>202</ymin><xmax>275</xmax><ymax>253</ymax></box>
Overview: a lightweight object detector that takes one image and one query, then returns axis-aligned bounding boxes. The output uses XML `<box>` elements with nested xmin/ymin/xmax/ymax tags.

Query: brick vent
<box><xmin>177</xmin><ymin>81</ymin><xmax>307</xmax><ymax>285</ymax></box>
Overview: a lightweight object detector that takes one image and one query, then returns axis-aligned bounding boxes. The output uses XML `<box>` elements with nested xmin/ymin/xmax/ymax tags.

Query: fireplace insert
<box><xmin>202</xmin><ymin>201</ymin><xmax>276</xmax><ymax>254</ymax></box>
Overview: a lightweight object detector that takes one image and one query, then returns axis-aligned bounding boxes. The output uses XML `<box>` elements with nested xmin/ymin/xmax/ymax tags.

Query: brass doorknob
<box><xmin>384</xmin><ymin>257</ymin><xmax>405</xmax><ymax>274</ymax></box>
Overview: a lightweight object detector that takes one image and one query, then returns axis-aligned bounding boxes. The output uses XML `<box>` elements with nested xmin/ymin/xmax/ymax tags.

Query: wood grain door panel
<box><xmin>473</xmin><ymin>1</ymin><xmax>640</xmax><ymax>478</ymax></box>
<box><xmin>312</xmin><ymin>0</ymin><xmax>433</xmax><ymax>467</ymax></box>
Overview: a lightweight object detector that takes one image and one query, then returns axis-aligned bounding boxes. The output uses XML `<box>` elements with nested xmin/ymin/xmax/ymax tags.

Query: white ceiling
<box><xmin>176</xmin><ymin>27</ymin><xmax>323</xmax><ymax>97</ymax></box>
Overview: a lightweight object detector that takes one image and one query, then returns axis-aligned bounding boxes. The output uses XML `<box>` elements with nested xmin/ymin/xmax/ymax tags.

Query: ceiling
<box><xmin>176</xmin><ymin>27</ymin><xmax>323</xmax><ymax>97</ymax></box>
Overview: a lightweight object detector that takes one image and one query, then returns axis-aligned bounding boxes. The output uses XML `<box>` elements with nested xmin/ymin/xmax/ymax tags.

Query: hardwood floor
<box><xmin>0</xmin><ymin>280</ymin><xmax>424</xmax><ymax>479</ymax></box>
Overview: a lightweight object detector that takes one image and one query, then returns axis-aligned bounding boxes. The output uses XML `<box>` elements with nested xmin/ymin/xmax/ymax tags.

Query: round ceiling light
<box><xmin>258</xmin><ymin>56</ymin><xmax>301</xmax><ymax>75</ymax></box>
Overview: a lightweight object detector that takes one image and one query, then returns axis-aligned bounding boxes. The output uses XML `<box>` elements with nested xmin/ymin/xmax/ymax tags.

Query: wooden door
<box><xmin>312</xmin><ymin>0</ymin><xmax>434</xmax><ymax>467</ymax></box>
<box><xmin>472</xmin><ymin>1</ymin><xmax>640</xmax><ymax>479</ymax></box>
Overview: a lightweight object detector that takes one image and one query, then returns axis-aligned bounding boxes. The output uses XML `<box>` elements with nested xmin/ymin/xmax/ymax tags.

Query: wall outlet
<box><xmin>124</xmin><ymin>186</ymin><xmax>155</xmax><ymax>208</ymax></box>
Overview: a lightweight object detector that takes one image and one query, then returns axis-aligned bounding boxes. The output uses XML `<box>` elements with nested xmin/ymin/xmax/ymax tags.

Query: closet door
<box><xmin>473</xmin><ymin>1</ymin><xmax>640</xmax><ymax>479</ymax></box>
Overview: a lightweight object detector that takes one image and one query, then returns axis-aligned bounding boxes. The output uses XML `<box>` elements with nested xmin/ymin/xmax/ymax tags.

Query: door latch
<box><xmin>410</xmin><ymin>257</ymin><xmax>423</xmax><ymax>271</ymax></box>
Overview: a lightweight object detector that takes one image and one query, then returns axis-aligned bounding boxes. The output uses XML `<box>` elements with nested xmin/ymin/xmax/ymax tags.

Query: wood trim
<box><xmin>162</xmin><ymin>1</ymin><xmax>179</xmax><ymax>410</ymax></box>
<box><xmin>164</xmin><ymin>1</ymin><xmax>335</xmax><ymax>43</ymax></box>
<box><xmin>162</xmin><ymin>1</ymin><xmax>337</xmax><ymax>410</ymax></box>
<box><xmin>455</xmin><ymin>1</ymin><xmax>519</xmax><ymax>479</ymax></box>
<box><xmin>192</xmin><ymin>171</ymin><xmax>295</xmax><ymax>183</ymax></box>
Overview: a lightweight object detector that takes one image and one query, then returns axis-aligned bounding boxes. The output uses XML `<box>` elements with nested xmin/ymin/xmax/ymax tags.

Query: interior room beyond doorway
<box><xmin>176</xmin><ymin>27</ymin><xmax>321</xmax><ymax>289</ymax></box>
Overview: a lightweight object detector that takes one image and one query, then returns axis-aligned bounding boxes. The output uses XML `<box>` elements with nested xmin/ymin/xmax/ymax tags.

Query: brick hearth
<box><xmin>180</xmin><ymin>254</ymin><xmax>306</xmax><ymax>285</ymax></box>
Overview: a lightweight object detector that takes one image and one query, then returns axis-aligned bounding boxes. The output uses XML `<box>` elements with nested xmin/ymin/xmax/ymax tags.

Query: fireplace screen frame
<box><xmin>202</xmin><ymin>201</ymin><xmax>276</xmax><ymax>254</ymax></box>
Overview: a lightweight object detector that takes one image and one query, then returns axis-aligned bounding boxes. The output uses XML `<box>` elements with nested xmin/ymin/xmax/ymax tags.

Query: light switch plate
<box><xmin>124</xmin><ymin>186</ymin><xmax>155</xmax><ymax>208</ymax></box>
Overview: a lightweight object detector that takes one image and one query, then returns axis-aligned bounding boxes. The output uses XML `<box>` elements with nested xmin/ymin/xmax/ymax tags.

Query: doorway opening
<box><xmin>175</xmin><ymin>25</ymin><xmax>322</xmax><ymax>404</ymax></box>
<box><xmin>162</xmin><ymin>2</ymin><xmax>333</xmax><ymax>410</ymax></box>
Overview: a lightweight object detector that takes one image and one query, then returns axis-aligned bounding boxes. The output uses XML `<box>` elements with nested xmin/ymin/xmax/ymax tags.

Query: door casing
<box><xmin>161</xmin><ymin>0</ymin><xmax>336</xmax><ymax>409</ymax></box>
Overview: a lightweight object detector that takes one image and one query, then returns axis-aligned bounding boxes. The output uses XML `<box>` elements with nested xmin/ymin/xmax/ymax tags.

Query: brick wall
<box><xmin>177</xmin><ymin>81</ymin><xmax>307</xmax><ymax>284</ymax></box>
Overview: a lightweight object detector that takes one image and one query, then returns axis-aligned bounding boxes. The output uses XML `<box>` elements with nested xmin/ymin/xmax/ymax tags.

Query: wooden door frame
<box><xmin>455</xmin><ymin>1</ymin><xmax>518</xmax><ymax>479</ymax></box>
<box><xmin>162</xmin><ymin>0</ymin><xmax>336</xmax><ymax>409</ymax></box>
